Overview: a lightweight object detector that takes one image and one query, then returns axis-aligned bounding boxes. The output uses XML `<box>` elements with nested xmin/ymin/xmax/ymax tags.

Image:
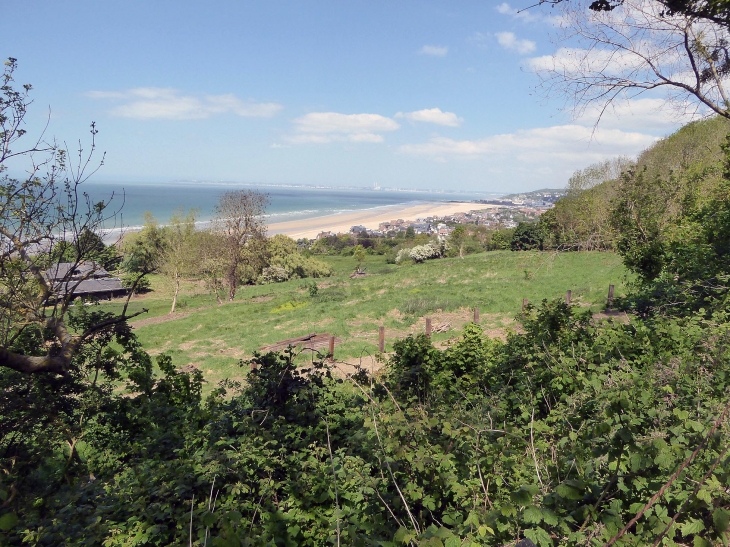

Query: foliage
<box><xmin>258</xmin><ymin>264</ymin><xmax>291</xmax><ymax>284</ymax></box>
<box><xmin>6</xmin><ymin>293</ymin><xmax>730</xmax><ymax>546</ymax></box>
<box><xmin>409</xmin><ymin>243</ymin><xmax>443</xmax><ymax>263</ymax></box>
<box><xmin>511</xmin><ymin>222</ymin><xmax>545</xmax><ymax>251</ymax></box>
<box><xmin>266</xmin><ymin>234</ymin><xmax>333</xmax><ymax>281</ymax></box>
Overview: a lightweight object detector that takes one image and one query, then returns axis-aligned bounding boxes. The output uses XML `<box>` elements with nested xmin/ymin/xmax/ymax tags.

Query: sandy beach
<box><xmin>267</xmin><ymin>201</ymin><xmax>494</xmax><ymax>239</ymax></box>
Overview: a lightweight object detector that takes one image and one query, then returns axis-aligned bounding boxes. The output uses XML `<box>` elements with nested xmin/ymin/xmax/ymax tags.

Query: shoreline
<box><xmin>104</xmin><ymin>201</ymin><xmax>497</xmax><ymax>243</ymax></box>
<box><xmin>267</xmin><ymin>201</ymin><xmax>495</xmax><ymax>239</ymax></box>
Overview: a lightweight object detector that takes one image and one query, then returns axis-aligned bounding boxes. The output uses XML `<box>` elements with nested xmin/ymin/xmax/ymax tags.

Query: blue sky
<box><xmin>4</xmin><ymin>0</ymin><xmax>686</xmax><ymax>192</ymax></box>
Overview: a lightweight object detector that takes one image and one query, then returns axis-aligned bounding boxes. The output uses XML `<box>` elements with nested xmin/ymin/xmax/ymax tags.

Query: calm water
<box><xmin>82</xmin><ymin>182</ymin><xmax>497</xmax><ymax>231</ymax></box>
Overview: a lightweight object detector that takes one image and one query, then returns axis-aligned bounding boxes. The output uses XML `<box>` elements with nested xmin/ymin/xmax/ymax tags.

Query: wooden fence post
<box><xmin>522</xmin><ymin>298</ymin><xmax>529</xmax><ymax>312</ymax></box>
<box><xmin>328</xmin><ymin>336</ymin><xmax>335</xmax><ymax>358</ymax></box>
<box><xmin>425</xmin><ymin>317</ymin><xmax>432</xmax><ymax>338</ymax></box>
<box><xmin>474</xmin><ymin>307</ymin><xmax>480</xmax><ymax>323</ymax></box>
<box><xmin>378</xmin><ymin>326</ymin><xmax>385</xmax><ymax>353</ymax></box>
<box><xmin>607</xmin><ymin>284</ymin><xmax>615</xmax><ymax>308</ymax></box>
<box><xmin>566</xmin><ymin>290</ymin><xmax>572</xmax><ymax>305</ymax></box>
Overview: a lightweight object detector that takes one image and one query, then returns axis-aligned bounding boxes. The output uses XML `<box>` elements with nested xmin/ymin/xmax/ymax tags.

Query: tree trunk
<box><xmin>170</xmin><ymin>274</ymin><xmax>180</xmax><ymax>314</ymax></box>
<box><xmin>227</xmin><ymin>261</ymin><xmax>238</xmax><ymax>301</ymax></box>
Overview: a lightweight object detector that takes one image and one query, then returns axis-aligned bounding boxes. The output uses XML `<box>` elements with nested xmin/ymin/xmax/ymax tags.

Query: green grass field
<box><xmin>98</xmin><ymin>250</ymin><xmax>630</xmax><ymax>387</ymax></box>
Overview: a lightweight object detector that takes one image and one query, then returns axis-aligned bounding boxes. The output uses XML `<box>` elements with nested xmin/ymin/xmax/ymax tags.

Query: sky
<box><xmin>3</xmin><ymin>0</ymin><xmax>693</xmax><ymax>192</ymax></box>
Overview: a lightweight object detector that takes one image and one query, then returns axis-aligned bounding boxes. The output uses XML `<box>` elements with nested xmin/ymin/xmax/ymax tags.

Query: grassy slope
<box><xmin>99</xmin><ymin>250</ymin><xmax>629</xmax><ymax>387</ymax></box>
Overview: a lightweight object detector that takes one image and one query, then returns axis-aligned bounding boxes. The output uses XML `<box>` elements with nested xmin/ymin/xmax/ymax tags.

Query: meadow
<box><xmin>98</xmin><ymin>250</ymin><xmax>629</xmax><ymax>388</ymax></box>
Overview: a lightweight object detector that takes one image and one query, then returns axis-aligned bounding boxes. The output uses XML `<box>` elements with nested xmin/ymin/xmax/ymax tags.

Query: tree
<box><xmin>511</xmin><ymin>222</ymin><xmax>546</xmax><ymax>250</ymax></box>
<box><xmin>449</xmin><ymin>225</ymin><xmax>468</xmax><ymax>258</ymax></box>
<box><xmin>533</xmin><ymin>0</ymin><xmax>730</xmax><ymax>124</ymax></box>
<box><xmin>0</xmin><ymin>58</ymin><xmax>146</xmax><ymax>375</ymax></box>
<box><xmin>353</xmin><ymin>244</ymin><xmax>367</xmax><ymax>272</ymax></box>
<box><xmin>214</xmin><ymin>189</ymin><xmax>269</xmax><ymax>301</ymax></box>
<box><xmin>196</xmin><ymin>229</ymin><xmax>228</xmax><ymax>304</ymax></box>
<box><xmin>159</xmin><ymin>208</ymin><xmax>198</xmax><ymax>313</ymax></box>
<box><xmin>541</xmin><ymin>157</ymin><xmax>633</xmax><ymax>250</ymax></box>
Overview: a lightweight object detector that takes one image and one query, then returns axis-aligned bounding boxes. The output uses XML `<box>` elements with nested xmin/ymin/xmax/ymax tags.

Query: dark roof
<box><xmin>59</xmin><ymin>277</ymin><xmax>126</xmax><ymax>296</ymax></box>
<box><xmin>46</xmin><ymin>262</ymin><xmax>109</xmax><ymax>281</ymax></box>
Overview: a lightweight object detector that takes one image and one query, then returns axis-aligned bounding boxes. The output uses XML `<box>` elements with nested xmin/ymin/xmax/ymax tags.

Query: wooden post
<box><xmin>522</xmin><ymin>298</ymin><xmax>529</xmax><ymax>312</ymax></box>
<box><xmin>425</xmin><ymin>317</ymin><xmax>432</xmax><ymax>338</ymax></box>
<box><xmin>607</xmin><ymin>284</ymin><xmax>615</xmax><ymax>308</ymax></box>
<box><xmin>565</xmin><ymin>290</ymin><xmax>572</xmax><ymax>305</ymax></box>
<box><xmin>473</xmin><ymin>307</ymin><xmax>480</xmax><ymax>323</ymax></box>
<box><xmin>328</xmin><ymin>335</ymin><xmax>335</xmax><ymax>358</ymax></box>
<box><xmin>378</xmin><ymin>326</ymin><xmax>385</xmax><ymax>353</ymax></box>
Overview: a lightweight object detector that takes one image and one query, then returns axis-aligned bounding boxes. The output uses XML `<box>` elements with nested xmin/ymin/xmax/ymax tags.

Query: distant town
<box><xmin>318</xmin><ymin>188</ymin><xmax>567</xmax><ymax>240</ymax></box>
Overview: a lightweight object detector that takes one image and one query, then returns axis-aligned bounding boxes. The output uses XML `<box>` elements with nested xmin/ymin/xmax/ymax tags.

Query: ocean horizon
<box><xmin>82</xmin><ymin>181</ymin><xmax>500</xmax><ymax>233</ymax></box>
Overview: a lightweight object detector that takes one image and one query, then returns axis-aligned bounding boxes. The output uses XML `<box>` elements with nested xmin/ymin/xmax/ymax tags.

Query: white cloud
<box><xmin>496</xmin><ymin>3</ymin><xmax>541</xmax><ymax>23</ymax></box>
<box><xmin>495</xmin><ymin>32</ymin><xmax>536</xmax><ymax>55</ymax></box>
<box><xmin>395</xmin><ymin>108</ymin><xmax>463</xmax><ymax>127</ymax></box>
<box><xmin>526</xmin><ymin>46</ymin><xmax>646</xmax><ymax>76</ymax></box>
<box><xmin>286</xmin><ymin>112</ymin><xmax>399</xmax><ymax>144</ymax></box>
<box><xmin>575</xmin><ymin>98</ymin><xmax>703</xmax><ymax>131</ymax></box>
<box><xmin>419</xmin><ymin>45</ymin><xmax>448</xmax><ymax>57</ymax></box>
<box><xmin>496</xmin><ymin>2</ymin><xmax>565</xmax><ymax>26</ymax></box>
<box><xmin>398</xmin><ymin>124</ymin><xmax>658</xmax><ymax>166</ymax></box>
<box><xmin>86</xmin><ymin>87</ymin><xmax>283</xmax><ymax>120</ymax></box>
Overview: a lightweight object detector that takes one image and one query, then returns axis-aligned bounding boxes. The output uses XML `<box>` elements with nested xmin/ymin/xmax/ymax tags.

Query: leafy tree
<box><xmin>159</xmin><ymin>208</ymin><xmax>198</xmax><ymax>313</ymax></box>
<box><xmin>353</xmin><ymin>244</ymin><xmax>367</xmax><ymax>272</ymax></box>
<box><xmin>0</xmin><ymin>58</ymin><xmax>144</xmax><ymax>375</ymax></box>
<box><xmin>511</xmin><ymin>222</ymin><xmax>545</xmax><ymax>251</ymax></box>
<box><xmin>120</xmin><ymin>211</ymin><xmax>167</xmax><ymax>277</ymax></box>
<box><xmin>541</xmin><ymin>158</ymin><xmax>632</xmax><ymax>250</ymax></box>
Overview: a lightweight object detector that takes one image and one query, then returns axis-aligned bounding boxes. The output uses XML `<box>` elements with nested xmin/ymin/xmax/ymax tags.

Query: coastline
<box><xmin>267</xmin><ymin>201</ymin><xmax>494</xmax><ymax>239</ymax></box>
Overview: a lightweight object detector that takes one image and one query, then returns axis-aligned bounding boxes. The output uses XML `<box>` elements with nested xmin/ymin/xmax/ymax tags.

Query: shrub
<box><xmin>409</xmin><ymin>243</ymin><xmax>442</xmax><ymax>263</ymax></box>
<box><xmin>258</xmin><ymin>265</ymin><xmax>290</xmax><ymax>284</ymax></box>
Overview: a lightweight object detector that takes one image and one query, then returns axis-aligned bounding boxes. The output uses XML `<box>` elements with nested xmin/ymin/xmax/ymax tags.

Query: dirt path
<box><xmin>130</xmin><ymin>311</ymin><xmax>193</xmax><ymax>328</ymax></box>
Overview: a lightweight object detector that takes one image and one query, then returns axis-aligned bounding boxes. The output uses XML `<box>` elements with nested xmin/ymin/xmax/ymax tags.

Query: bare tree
<box><xmin>532</xmin><ymin>0</ymin><xmax>730</xmax><ymax>123</ymax></box>
<box><xmin>0</xmin><ymin>58</ymin><xmax>145</xmax><ymax>375</ymax></box>
<box><xmin>214</xmin><ymin>189</ymin><xmax>269</xmax><ymax>301</ymax></box>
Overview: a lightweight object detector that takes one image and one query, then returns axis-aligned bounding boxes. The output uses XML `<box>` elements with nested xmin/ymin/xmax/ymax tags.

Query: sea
<box><xmin>82</xmin><ymin>181</ymin><xmax>499</xmax><ymax>234</ymax></box>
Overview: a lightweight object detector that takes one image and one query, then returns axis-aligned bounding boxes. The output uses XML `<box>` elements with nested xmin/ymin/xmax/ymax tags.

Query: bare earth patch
<box><xmin>130</xmin><ymin>311</ymin><xmax>192</xmax><ymax>328</ymax></box>
<box><xmin>250</xmin><ymin>295</ymin><xmax>274</xmax><ymax>303</ymax></box>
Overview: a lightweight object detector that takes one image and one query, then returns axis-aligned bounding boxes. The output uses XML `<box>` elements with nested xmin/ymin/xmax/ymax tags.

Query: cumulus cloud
<box><xmin>286</xmin><ymin>112</ymin><xmax>399</xmax><ymax>144</ymax></box>
<box><xmin>495</xmin><ymin>31</ymin><xmax>536</xmax><ymax>54</ymax></box>
<box><xmin>395</xmin><ymin>108</ymin><xmax>463</xmax><ymax>127</ymax></box>
<box><xmin>420</xmin><ymin>45</ymin><xmax>448</xmax><ymax>57</ymax></box>
<box><xmin>86</xmin><ymin>87</ymin><xmax>283</xmax><ymax>120</ymax></box>
<box><xmin>398</xmin><ymin>124</ymin><xmax>658</xmax><ymax>166</ymax></box>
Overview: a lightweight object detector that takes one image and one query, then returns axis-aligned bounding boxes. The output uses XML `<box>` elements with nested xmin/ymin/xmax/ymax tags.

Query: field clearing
<box><xmin>98</xmin><ymin>250</ymin><xmax>630</xmax><ymax>388</ymax></box>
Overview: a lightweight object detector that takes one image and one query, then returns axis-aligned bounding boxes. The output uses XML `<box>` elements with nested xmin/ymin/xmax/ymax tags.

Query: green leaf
<box><xmin>394</xmin><ymin>527</ymin><xmax>414</xmax><ymax>544</ymax></box>
<box><xmin>681</xmin><ymin>518</ymin><xmax>705</xmax><ymax>536</ymax></box>
<box><xmin>0</xmin><ymin>513</ymin><xmax>18</xmax><ymax>532</ymax></box>
<box><xmin>713</xmin><ymin>508</ymin><xmax>730</xmax><ymax>533</ymax></box>
<box><xmin>524</xmin><ymin>526</ymin><xmax>553</xmax><ymax>547</ymax></box>
<box><xmin>478</xmin><ymin>525</ymin><xmax>494</xmax><ymax>537</ymax></box>
<box><xmin>557</xmin><ymin>483</ymin><xmax>583</xmax><ymax>501</ymax></box>
<box><xmin>523</xmin><ymin>506</ymin><xmax>544</xmax><ymax>524</ymax></box>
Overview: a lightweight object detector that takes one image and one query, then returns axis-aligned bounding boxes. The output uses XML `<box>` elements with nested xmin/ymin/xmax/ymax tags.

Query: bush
<box><xmin>409</xmin><ymin>243</ymin><xmax>442</xmax><ymax>263</ymax></box>
<box><xmin>258</xmin><ymin>265</ymin><xmax>290</xmax><ymax>284</ymax></box>
<box><xmin>510</xmin><ymin>222</ymin><xmax>544</xmax><ymax>251</ymax></box>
